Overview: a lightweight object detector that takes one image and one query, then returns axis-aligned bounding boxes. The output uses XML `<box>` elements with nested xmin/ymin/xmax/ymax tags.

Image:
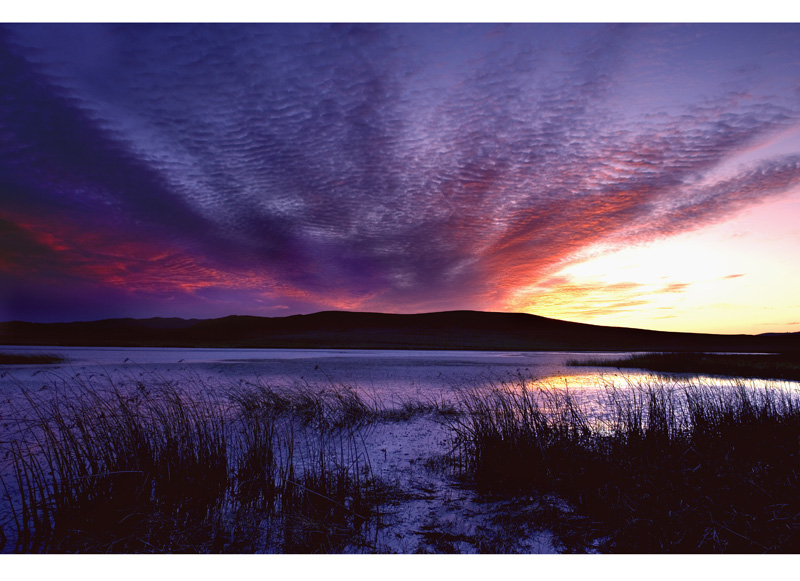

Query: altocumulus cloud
<box><xmin>1</xmin><ymin>23</ymin><xmax>800</xmax><ymax>321</ymax></box>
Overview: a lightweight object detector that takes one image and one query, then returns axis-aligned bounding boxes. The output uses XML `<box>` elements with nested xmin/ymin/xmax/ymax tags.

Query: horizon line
<box><xmin>2</xmin><ymin>309</ymin><xmax>796</xmax><ymax>338</ymax></box>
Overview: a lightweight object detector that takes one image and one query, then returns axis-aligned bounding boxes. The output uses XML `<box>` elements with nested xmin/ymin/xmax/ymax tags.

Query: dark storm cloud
<box><xmin>2</xmin><ymin>23</ymin><xmax>800</xmax><ymax>320</ymax></box>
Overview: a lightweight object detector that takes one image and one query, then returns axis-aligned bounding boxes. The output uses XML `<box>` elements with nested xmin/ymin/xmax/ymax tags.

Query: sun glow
<box><xmin>513</xmin><ymin>189</ymin><xmax>800</xmax><ymax>334</ymax></box>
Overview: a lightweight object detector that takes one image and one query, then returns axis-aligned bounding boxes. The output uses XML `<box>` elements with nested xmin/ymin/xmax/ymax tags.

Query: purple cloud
<box><xmin>1</xmin><ymin>24</ymin><xmax>800</xmax><ymax>321</ymax></box>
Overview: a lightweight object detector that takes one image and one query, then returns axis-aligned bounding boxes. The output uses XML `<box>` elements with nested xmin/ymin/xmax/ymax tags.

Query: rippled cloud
<box><xmin>2</xmin><ymin>24</ymin><xmax>800</xmax><ymax>321</ymax></box>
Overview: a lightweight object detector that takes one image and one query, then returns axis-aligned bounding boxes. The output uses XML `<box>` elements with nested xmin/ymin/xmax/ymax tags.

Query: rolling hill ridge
<box><xmin>2</xmin><ymin>310</ymin><xmax>800</xmax><ymax>352</ymax></box>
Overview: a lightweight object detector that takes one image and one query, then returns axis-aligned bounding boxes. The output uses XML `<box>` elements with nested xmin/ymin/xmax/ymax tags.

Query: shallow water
<box><xmin>0</xmin><ymin>346</ymin><xmax>633</xmax><ymax>400</ymax></box>
<box><xmin>3</xmin><ymin>346</ymin><xmax>799</xmax><ymax>553</ymax></box>
<box><xmin>3</xmin><ymin>346</ymin><xmax>797</xmax><ymax>409</ymax></box>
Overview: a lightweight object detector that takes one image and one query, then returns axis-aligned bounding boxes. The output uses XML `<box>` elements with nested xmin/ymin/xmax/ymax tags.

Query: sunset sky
<box><xmin>2</xmin><ymin>22</ymin><xmax>800</xmax><ymax>333</ymax></box>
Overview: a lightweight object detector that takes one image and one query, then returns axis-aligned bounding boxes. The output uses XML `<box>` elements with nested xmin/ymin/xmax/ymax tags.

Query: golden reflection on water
<box><xmin>535</xmin><ymin>371</ymin><xmax>800</xmax><ymax>392</ymax></box>
<box><xmin>488</xmin><ymin>371</ymin><xmax>800</xmax><ymax>425</ymax></box>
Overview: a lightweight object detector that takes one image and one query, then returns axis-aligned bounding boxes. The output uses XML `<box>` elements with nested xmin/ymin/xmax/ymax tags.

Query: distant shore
<box><xmin>571</xmin><ymin>351</ymin><xmax>800</xmax><ymax>382</ymax></box>
<box><xmin>3</xmin><ymin>310</ymin><xmax>800</xmax><ymax>352</ymax></box>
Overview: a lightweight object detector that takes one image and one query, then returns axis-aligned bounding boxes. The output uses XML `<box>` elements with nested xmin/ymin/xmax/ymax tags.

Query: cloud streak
<box><xmin>2</xmin><ymin>24</ymin><xmax>800</xmax><ymax>321</ymax></box>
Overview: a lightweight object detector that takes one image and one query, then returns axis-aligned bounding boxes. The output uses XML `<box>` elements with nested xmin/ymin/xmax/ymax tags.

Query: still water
<box><xmin>2</xmin><ymin>346</ymin><xmax>800</xmax><ymax>553</ymax></box>
<box><xmin>0</xmin><ymin>346</ymin><xmax>641</xmax><ymax>401</ymax></box>
<box><xmin>3</xmin><ymin>346</ymin><xmax>798</xmax><ymax>406</ymax></box>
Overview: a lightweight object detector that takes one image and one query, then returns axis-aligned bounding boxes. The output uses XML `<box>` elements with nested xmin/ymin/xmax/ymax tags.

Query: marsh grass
<box><xmin>1</xmin><ymin>375</ymin><xmax>394</xmax><ymax>553</ymax></box>
<box><xmin>447</xmin><ymin>378</ymin><xmax>800</xmax><ymax>552</ymax></box>
<box><xmin>569</xmin><ymin>351</ymin><xmax>800</xmax><ymax>382</ymax></box>
<box><xmin>15</xmin><ymin>364</ymin><xmax>799</xmax><ymax>553</ymax></box>
<box><xmin>227</xmin><ymin>381</ymin><xmax>378</xmax><ymax>429</ymax></box>
<box><xmin>2</xmin><ymin>380</ymin><xmax>229</xmax><ymax>552</ymax></box>
<box><xmin>228</xmin><ymin>380</ymin><xmax>456</xmax><ymax>425</ymax></box>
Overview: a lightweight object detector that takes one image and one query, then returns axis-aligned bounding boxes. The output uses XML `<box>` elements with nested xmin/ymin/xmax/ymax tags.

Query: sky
<box><xmin>2</xmin><ymin>22</ymin><xmax>800</xmax><ymax>333</ymax></box>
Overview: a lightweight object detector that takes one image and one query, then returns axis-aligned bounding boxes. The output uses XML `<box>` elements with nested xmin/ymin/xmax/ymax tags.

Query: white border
<box><xmin>2</xmin><ymin>1</ymin><xmax>800</xmax><ymax>23</ymax></box>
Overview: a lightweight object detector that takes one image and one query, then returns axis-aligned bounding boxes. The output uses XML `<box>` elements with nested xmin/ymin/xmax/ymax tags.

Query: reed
<box><xmin>446</xmin><ymin>377</ymin><xmax>800</xmax><ymax>552</ymax></box>
<box><xmin>227</xmin><ymin>381</ymin><xmax>379</xmax><ymax>429</ymax></box>
<box><xmin>1</xmin><ymin>376</ymin><xmax>390</xmax><ymax>553</ymax></box>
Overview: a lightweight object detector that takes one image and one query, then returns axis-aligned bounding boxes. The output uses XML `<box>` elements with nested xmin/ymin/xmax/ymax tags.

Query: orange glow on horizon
<box><xmin>507</xmin><ymin>189</ymin><xmax>800</xmax><ymax>334</ymax></box>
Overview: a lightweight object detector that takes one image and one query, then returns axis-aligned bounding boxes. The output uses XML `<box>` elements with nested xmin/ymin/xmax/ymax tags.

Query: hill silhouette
<box><xmin>2</xmin><ymin>310</ymin><xmax>800</xmax><ymax>352</ymax></box>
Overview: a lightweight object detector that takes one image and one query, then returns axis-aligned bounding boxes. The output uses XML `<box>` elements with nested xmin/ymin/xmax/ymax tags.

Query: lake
<box><xmin>4</xmin><ymin>345</ymin><xmax>799</xmax><ymax>412</ymax></box>
<box><xmin>4</xmin><ymin>346</ymin><xmax>800</xmax><ymax>553</ymax></box>
<box><xmin>0</xmin><ymin>346</ymin><xmax>636</xmax><ymax>401</ymax></box>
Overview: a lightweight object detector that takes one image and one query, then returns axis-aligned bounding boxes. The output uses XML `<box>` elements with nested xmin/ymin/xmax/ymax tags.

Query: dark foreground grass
<box><xmin>447</xmin><ymin>379</ymin><xmax>800</xmax><ymax>553</ymax></box>
<box><xmin>227</xmin><ymin>380</ymin><xmax>455</xmax><ymax>426</ymax></box>
<box><xmin>0</xmin><ymin>377</ymin><xmax>395</xmax><ymax>553</ymax></box>
<box><xmin>12</xmin><ymin>367</ymin><xmax>799</xmax><ymax>553</ymax></box>
<box><xmin>570</xmin><ymin>351</ymin><xmax>800</xmax><ymax>382</ymax></box>
<box><xmin>0</xmin><ymin>353</ymin><xmax>66</xmax><ymax>365</ymax></box>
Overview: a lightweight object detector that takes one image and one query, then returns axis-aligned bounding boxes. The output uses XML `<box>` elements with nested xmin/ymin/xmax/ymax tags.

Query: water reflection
<box><xmin>3</xmin><ymin>347</ymin><xmax>800</xmax><ymax>417</ymax></box>
<box><xmin>507</xmin><ymin>371</ymin><xmax>800</xmax><ymax>430</ymax></box>
<box><xmin>539</xmin><ymin>371</ymin><xmax>800</xmax><ymax>393</ymax></box>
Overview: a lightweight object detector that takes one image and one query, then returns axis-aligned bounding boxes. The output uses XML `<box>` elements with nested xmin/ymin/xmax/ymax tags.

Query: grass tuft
<box><xmin>1</xmin><ymin>377</ymin><xmax>391</xmax><ymax>553</ymax></box>
<box><xmin>446</xmin><ymin>377</ymin><xmax>800</xmax><ymax>553</ymax></box>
